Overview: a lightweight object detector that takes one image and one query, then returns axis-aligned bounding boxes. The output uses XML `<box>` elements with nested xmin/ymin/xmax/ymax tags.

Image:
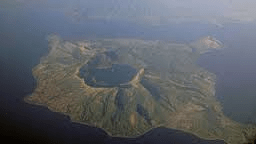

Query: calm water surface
<box><xmin>197</xmin><ymin>23</ymin><xmax>256</xmax><ymax>124</ymax></box>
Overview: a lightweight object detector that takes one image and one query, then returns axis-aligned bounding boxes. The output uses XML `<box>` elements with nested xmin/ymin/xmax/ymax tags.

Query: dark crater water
<box><xmin>79</xmin><ymin>64</ymin><xmax>137</xmax><ymax>87</ymax></box>
<box><xmin>79</xmin><ymin>49</ymin><xmax>137</xmax><ymax>87</ymax></box>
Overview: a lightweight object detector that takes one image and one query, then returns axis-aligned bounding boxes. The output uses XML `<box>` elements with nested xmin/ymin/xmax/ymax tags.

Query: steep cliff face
<box><xmin>25</xmin><ymin>35</ymin><xmax>256</xmax><ymax>143</ymax></box>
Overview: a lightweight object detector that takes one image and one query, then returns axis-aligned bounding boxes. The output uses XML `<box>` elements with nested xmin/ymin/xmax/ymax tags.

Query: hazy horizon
<box><xmin>2</xmin><ymin>0</ymin><xmax>256</xmax><ymax>25</ymax></box>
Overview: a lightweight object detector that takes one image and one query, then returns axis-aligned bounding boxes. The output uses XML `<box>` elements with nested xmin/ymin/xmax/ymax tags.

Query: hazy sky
<box><xmin>7</xmin><ymin>0</ymin><xmax>256</xmax><ymax>24</ymax></box>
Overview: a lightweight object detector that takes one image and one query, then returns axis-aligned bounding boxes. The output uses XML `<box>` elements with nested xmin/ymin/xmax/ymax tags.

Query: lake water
<box><xmin>1</xmin><ymin>5</ymin><xmax>255</xmax><ymax>143</ymax></box>
<box><xmin>80</xmin><ymin>64</ymin><xmax>137</xmax><ymax>87</ymax></box>
<box><xmin>197</xmin><ymin>23</ymin><xmax>256</xmax><ymax>124</ymax></box>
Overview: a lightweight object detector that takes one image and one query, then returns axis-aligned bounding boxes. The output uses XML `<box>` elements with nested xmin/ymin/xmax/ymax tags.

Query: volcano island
<box><xmin>25</xmin><ymin>35</ymin><xmax>256</xmax><ymax>144</ymax></box>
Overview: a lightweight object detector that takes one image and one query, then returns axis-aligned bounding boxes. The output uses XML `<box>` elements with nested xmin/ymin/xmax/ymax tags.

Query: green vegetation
<box><xmin>24</xmin><ymin>34</ymin><xmax>256</xmax><ymax>144</ymax></box>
